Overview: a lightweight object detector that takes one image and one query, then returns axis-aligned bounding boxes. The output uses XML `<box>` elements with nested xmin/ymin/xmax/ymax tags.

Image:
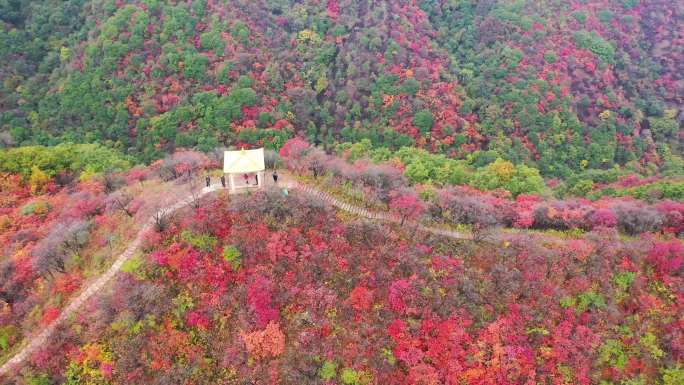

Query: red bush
<box><xmin>389</xmin><ymin>190</ymin><xmax>425</xmax><ymax>225</ymax></box>
<box><xmin>247</xmin><ymin>275</ymin><xmax>280</xmax><ymax>328</ymax></box>
<box><xmin>589</xmin><ymin>208</ymin><xmax>618</xmax><ymax>228</ymax></box>
<box><xmin>349</xmin><ymin>285</ymin><xmax>374</xmax><ymax>312</ymax></box>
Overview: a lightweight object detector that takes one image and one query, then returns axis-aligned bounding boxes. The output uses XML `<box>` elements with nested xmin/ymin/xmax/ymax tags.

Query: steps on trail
<box><xmin>292</xmin><ymin>182</ymin><xmax>469</xmax><ymax>241</ymax></box>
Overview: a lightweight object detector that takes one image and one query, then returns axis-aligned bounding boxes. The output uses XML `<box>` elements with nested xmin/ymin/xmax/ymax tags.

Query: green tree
<box><xmin>413</xmin><ymin>109</ymin><xmax>434</xmax><ymax>135</ymax></box>
<box><xmin>183</xmin><ymin>52</ymin><xmax>209</xmax><ymax>80</ymax></box>
<box><xmin>568</xmin><ymin>179</ymin><xmax>594</xmax><ymax>196</ymax></box>
<box><xmin>319</xmin><ymin>361</ymin><xmax>337</xmax><ymax>381</ymax></box>
<box><xmin>400</xmin><ymin>78</ymin><xmax>420</xmax><ymax>96</ymax></box>
<box><xmin>222</xmin><ymin>245</ymin><xmax>242</xmax><ymax>270</ymax></box>
<box><xmin>200</xmin><ymin>29</ymin><xmax>225</xmax><ymax>52</ymax></box>
<box><xmin>405</xmin><ymin>160</ymin><xmax>431</xmax><ymax>183</ymax></box>
<box><xmin>662</xmin><ymin>366</ymin><xmax>684</xmax><ymax>385</ymax></box>
<box><xmin>231</xmin><ymin>88</ymin><xmax>257</xmax><ymax>107</ymax></box>
<box><xmin>232</xmin><ymin>21</ymin><xmax>250</xmax><ymax>45</ymax></box>
<box><xmin>506</xmin><ymin>164</ymin><xmax>545</xmax><ymax>196</ymax></box>
<box><xmin>648</xmin><ymin>113</ymin><xmax>679</xmax><ymax>142</ymax></box>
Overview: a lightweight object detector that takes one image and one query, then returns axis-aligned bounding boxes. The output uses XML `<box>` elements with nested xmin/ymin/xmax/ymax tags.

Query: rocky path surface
<box><xmin>0</xmin><ymin>176</ymin><xmax>469</xmax><ymax>378</ymax></box>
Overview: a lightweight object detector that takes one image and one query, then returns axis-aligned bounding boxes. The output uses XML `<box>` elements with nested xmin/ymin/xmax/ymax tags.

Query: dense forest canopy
<box><xmin>0</xmin><ymin>2</ymin><xmax>683</xmax><ymax>383</ymax></box>
<box><xmin>0</xmin><ymin>156</ymin><xmax>682</xmax><ymax>384</ymax></box>
<box><xmin>1</xmin><ymin>0</ymin><xmax>682</xmax><ymax>178</ymax></box>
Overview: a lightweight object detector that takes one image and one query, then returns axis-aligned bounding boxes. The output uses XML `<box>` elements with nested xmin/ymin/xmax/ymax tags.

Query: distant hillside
<box><xmin>1</xmin><ymin>0</ymin><xmax>682</xmax><ymax>177</ymax></box>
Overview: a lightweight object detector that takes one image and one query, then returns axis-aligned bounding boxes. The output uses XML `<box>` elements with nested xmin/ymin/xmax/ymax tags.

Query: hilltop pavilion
<box><xmin>223</xmin><ymin>148</ymin><xmax>265</xmax><ymax>191</ymax></box>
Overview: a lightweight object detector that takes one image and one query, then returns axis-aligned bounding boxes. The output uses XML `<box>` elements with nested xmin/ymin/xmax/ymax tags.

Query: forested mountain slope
<box><xmin>0</xmin><ymin>143</ymin><xmax>682</xmax><ymax>384</ymax></box>
<box><xmin>3</xmin><ymin>171</ymin><xmax>683</xmax><ymax>385</ymax></box>
<box><xmin>1</xmin><ymin>0</ymin><xmax>682</xmax><ymax>176</ymax></box>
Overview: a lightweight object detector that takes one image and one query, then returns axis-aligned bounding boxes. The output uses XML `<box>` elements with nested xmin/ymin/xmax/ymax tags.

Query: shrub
<box><xmin>32</xmin><ymin>220</ymin><xmax>91</xmax><ymax>275</ymax></box>
<box><xmin>640</xmin><ymin>332</ymin><xmax>665</xmax><ymax>359</ymax></box>
<box><xmin>438</xmin><ymin>191</ymin><xmax>506</xmax><ymax>228</ymax></box>
<box><xmin>105</xmin><ymin>191</ymin><xmax>135</xmax><ymax>216</ymax></box>
<box><xmin>389</xmin><ymin>189</ymin><xmax>425</xmax><ymax>225</ymax></box>
<box><xmin>154</xmin><ymin>150</ymin><xmax>210</xmax><ymax>181</ymax></box>
<box><xmin>0</xmin><ymin>144</ymin><xmax>130</xmax><ymax>178</ymax></box>
<box><xmin>24</xmin><ymin>373</ymin><xmax>50</xmax><ymax>385</ymax></box>
<box><xmin>598</xmin><ymin>339</ymin><xmax>628</xmax><ymax>369</ymax></box>
<box><xmin>231</xmin><ymin>87</ymin><xmax>257</xmax><ymax>106</ymax></box>
<box><xmin>569</xmin><ymin>179</ymin><xmax>594</xmax><ymax>196</ymax></box>
<box><xmin>279</xmin><ymin>137</ymin><xmax>311</xmax><ymax>171</ymax></box>
<box><xmin>64</xmin><ymin>191</ymin><xmax>105</xmax><ymax>218</ymax></box>
<box><xmin>20</xmin><ymin>201</ymin><xmax>50</xmax><ymax>216</ymax></box>
<box><xmin>533</xmin><ymin>201</ymin><xmax>591</xmax><ymax>230</ymax></box>
<box><xmin>319</xmin><ymin>360</ymin><xmax>338</xmax><ymax>381</ymax></box>
<box><xmin>655</xmin><ymin>201</ymin><xmax>684</xmax><ymax>235</ymax></box>
<box><xmin>612</xmin><ymin>271</ymin><xmax>636</xmax><ymax>291</ymax></box>
<box><xmin>239</xmin><ymin>321</ymin><xmax>285</xmax><ymax>360</ymax></box>
<box><xmin>200</xmin><ymin>29</ymin><xmax>224</xmax><ymax>52</ymax></box>
<box><xmin>572</xmin><ymin>11</ymin><xmax>587</xmax><ymax>24</ymax></box>
<box><xmin>662</xmin><ymin>366</ymin><xmax>684</xmax><ymax>385</ymax></box>
<box><xmin>28</xmin><ymin>166</ymin><xmax>50</xmax><ymax>194</ymax></box>
<box><xmin>0</xmin><ymin>325</ymin><xmax>18</xmax><ymax>352</ymax></box>
<box><xmin>413</xmin><ymin>109</ymin><xmax>434</xmax><ymax>135</ymax></box>
<box><xmin>589</xmin><ymin>208</ymin><xmax>618</xmax><ymax>228</ymax></box>
<box><xmin>646</xmin><ymin>240</ymin><xmax>682</xmax><ymax>275</ymax></box>
<box><xmin>472</xmin><ymin>159</ymin><xmax>544</xmax><ymax>196</ymax></box>
<box><xmin>340</xmin><ymin>368</ymin><xmax>371</xmax><ymax>385</ymax></box>
<box><xmin>264</xmin><ymin>149</ymin><xmax>282</xmax><ymax>170</ymax></box>
<box><xmin>400</xmin><ymin>78</ymin><xmax>420</xmax><ymax>95</ymax></box>
<box><xmin>357</xmin><ymin>164</ymin><xmax>406</xmax><ymax>203</ymax></box>
<box><xmin>302</xmin><ymin>148</ymin><xmax>328</xmax><ymax>178</ymax></box>
<box><xmin>180</xmin><ymin>230</ymin><xmax>217</xmax><ymax>252</ymax></box>
<box><xmin>544</xmin><ymin>51</ymin><xmax>557</xmax><ymax>63</ymax></box>
<box><xmin>222</xmin><ymin>245</ymin><xmax>242</xmax><ymax>270</ymax></box>
<box><xmin>576</xmin><ymin>290</ymin><xmax>606</xmax><ymax>313</ymax></box>
<box><xmin>620</xmin><ymin>0</ymin><xmax>639</xmax><ymax>9</ymax></box>
<box><xmin>612</xmin><ymin>202</ymin><xmax>664</xmax><ymax>235</ymax></box>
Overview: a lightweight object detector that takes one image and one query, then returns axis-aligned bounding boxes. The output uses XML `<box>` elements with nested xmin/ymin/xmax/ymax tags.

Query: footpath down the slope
<box><xmin>0</xmin><ymin>176</ymin><xmax>470</xmax><ymax>378</ymax></box>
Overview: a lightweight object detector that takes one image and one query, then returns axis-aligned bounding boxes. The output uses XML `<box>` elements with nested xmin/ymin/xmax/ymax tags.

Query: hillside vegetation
<box><xmin>1</xmin><ymin>0</ymin><xmax>682</xmax><ymax>178</ymax></box>
<box><xmin>0</xmin><ymin>143</ymin><xmax>681</xmax><ymax>384</ymax></box>
<box><xmin>0</xmin><ymin>1</ymin><xmax>683</xmax><ymax>384</ymax></box>
<box><xmin>3</xmin><ymin>177</ymin><xmax>683</xmax><ymax>385</ymax></box>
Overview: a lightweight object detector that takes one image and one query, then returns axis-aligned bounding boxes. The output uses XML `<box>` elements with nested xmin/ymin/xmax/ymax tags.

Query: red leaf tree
<box><xmin>389</xmin><ymin>189</ymin><xmax>425</xmax><ymax>225</ymax></box>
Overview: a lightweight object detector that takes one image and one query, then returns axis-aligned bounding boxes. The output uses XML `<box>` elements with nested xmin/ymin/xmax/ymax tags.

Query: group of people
<box><xmin>205</xmin><ymin>170</ymin><xmax>279</xmax><ymax>188</ymax></box>
<box><xmin>242</xmin><ymin>173</ymin><xmax>259</xmax><ymax>186</ymax></box>
<box><xmin>205</xmin><ymin>175</ymin><xmax>226</xmax><ymax>188</ymax></box>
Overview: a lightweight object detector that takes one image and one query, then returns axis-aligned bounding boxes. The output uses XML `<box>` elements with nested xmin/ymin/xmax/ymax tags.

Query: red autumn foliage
<box><xmin>40</xmin><ymin>307</ymin><xmax>60</xmax><ymax>327</ymax></box>
<box><xmin>12</xmin><ymin>185</ymin><xmax>682</xmax><ymax>385</ymax></box>
<box><xmin>389</xmin><ymin>190</ymin><xmax>425</xmax><ymax>225</ymax></box>
<box><xmin>348</xmin><ymin>285</ymin><xmax>374</xmax><ymax>312</ymax></box>
<box><xmin>247</xmin><ymin>275</ymin><xmax>280</xmax><ymax>328</ymax></box>
<box><xmin>240</xmin><ymin>321</ymin><xmax>286</xmax><ymax>360</ymax></box>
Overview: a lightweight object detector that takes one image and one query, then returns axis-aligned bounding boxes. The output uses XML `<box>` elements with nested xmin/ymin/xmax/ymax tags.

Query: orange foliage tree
<box><xmin>240</xmin><ymin>321</ymin><xmax>285</xmax><ymax>360</ymax></box>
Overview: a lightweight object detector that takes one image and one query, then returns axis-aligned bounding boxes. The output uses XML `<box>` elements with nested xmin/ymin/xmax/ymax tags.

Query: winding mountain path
<box><xmin>294</xmin><ymin>182</ymin><xmax>471</xmax><ymax>240</ymax></box>
<box><xmin>0</xmin><ymin>183</ymin><xmax>226</xmax><ymax>378</ymax></box>
<box><xmin>0</xmin><ymin>176</ymin><xmax>470</xmax><ymax>378</ymax></box>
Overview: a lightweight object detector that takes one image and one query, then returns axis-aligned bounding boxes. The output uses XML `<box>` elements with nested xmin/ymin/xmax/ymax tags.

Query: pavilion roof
<box><xmin>223</xmin><ymin>148</ymin><xmax>265</xmax><ymax>173</ymax></box>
